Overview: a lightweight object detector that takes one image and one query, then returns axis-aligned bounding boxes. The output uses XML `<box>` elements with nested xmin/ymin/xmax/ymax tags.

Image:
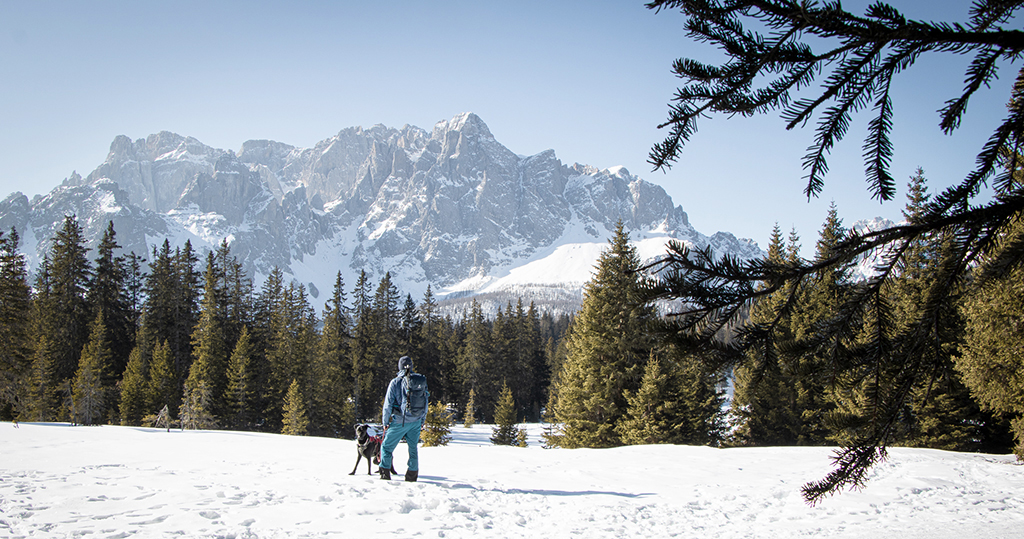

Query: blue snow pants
<box><xmin>380</xmin><ymin>419</ymin><xmax>422</xmax><ymax>472</ymax></box>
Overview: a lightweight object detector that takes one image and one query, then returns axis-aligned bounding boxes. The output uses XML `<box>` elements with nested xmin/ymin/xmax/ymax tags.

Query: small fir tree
<box><xmin>72</xmin><ymin>312</ymin><xmax>111</xmax><ymax>426</ymax></box>
<box><xmin>463</xmin><ymin>387</ymin><xmax>476</xmax><ymax>428</ymax></box>
<box><xmin>119</xmin><ymin>346</ymin><xmax>149</xmax><ymax>426</ymax></box>
<box><xmin>540</xmin><ymin>391</ymin><xmax>563</xmax><ymax>449</ymax></box>
<box><xmin>490</xmin><ymin>382</ymin><xmax>520</xmax><ymax>446</ymax></box>
<box><xmin>224</xmin><ymin>326</ymin><xmax>257</xmax><ymax>430</ymax></box>
<box><xmin>421</xmin><ymin>401</ymin><xmax>454</xmax><ymax>447</ymax></box>
<box><xmin>618</xmin><ymin>356</ymin><xmax>671</xmax><ymax>445</ymax></box>
<box><xmin>23</xmin><ymin>335</ymin><xmax>57</xmax><ymax>422</ymax></box>
<box><xmin>148</xmin><ymin>340</ymin><xmax>178</xmax><ymax>416</ymax></box>
<box><xmin>180</xmin><ymin>378</ymin><xmax>216</xmax><ymax>431</ymax></box>
<box><xmin>282</xmin><ymin>379</ymin><xmax>309</xmax><ymax>436</ymax></box>
<box><xmin>516</xmin><ymin>429</ymin><xmax>529</xmax><ymax>448</ymax></box>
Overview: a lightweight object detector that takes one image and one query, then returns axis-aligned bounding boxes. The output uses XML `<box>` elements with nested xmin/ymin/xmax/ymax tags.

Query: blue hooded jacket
<box><xmin>382</xmin><ymin>356</ymin><xmax>429</xmax><ymax>427</ymax></box>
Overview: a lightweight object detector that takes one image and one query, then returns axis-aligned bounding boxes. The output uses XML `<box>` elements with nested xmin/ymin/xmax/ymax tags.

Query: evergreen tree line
<box><xmin>544</xmin><ymin>222</ymin><xmax>730</xmax><ymax>449</ymax></box>
<box><xmin>0</xmin><ymin>215</ymin><xmax>572</xmax><ymax>436</ymax></box>
<box><xmin>543</xmin><ymin>185</ymin><xmax>1021</xmax><ymax>457</ymax></box>
<box><xmin>730</xmin><ymin>171</ymin><xmax>1016</xmax><ymax>455</ymax></box>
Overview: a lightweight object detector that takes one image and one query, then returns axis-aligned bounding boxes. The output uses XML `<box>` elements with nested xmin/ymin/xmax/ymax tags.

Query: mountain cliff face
<box><xmin>1</xmin><ymin>113</ymin><xmax>762</xmax><ymax>312</ymax></box>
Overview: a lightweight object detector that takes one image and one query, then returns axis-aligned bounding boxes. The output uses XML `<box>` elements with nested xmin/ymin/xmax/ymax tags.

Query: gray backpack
<box><xmin>402</xmin><ymin>373</ymin><xmax>428</xmax><ymax>417</ymax></box>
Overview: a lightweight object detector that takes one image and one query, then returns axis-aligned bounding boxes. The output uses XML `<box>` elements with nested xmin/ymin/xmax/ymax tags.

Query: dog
<box><xmin>349</xmin><ymin>424</ymin><xmax>383</xmax><ymax>476</ymax></box>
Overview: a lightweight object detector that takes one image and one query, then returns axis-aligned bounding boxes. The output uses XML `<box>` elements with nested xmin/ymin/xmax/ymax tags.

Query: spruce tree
<box><xmin>643</xmin><ymin>0</ymin><xmax>1024</xmax><ymax>501</ymax></box>
<box><xmin>282</xmin><ymin>379</ymin><xmax>309</xmax><ymax>436</ymax></box>
<box><xmin>463</xmin><ymin>387</ymin><xmax>476</xmax><ymax>428</ymax></box>
<box><xmin>731</xmin><ymin>224</ymin><xmax>801</xmax><ymax>446</ymax></box>
<box><xmin>73</xmin><ymin>312</ymin><xmax>111</xmax><ymax>425</ymax></box>
<box><xmin>265</xmin><ymin>281</ymin><xmax>317</xmax><ymax>427</ymax></box>
<box><xmin>888</xmin><ymin>171</ymin><xmax>990</xmax><ymax>451</ymax></box>
<box><xmin>143</xmin><ymin>240</ymin><xmax>199</xmax><ymax>382</ymax></box>
<box><xmin>520</xmin><ymin>301</ymin><xmax>547</xmax><ymax>422</ymax></box>
<box><xmin>40</xmin><ymin>215</ymin><xmax>92</xmax><ymax>392</ymax></box>
<box><xmin>179</xmin><ymin>377</ymin><xmax>216</xmax><ymax>431</ymax></box>
<box><xmin>791</xmin><ymin>203</ymin><xmax>847</xmax><ymax>445</ymax></box>
<box><xmin>349</xmin><ymin>270</ymin><xmax>372</xmax><ymax>420</ymax></box>
<box><xmin>491</xmin><ymin>381</ymin><xmax>520</xmax><ymax>446</ymax></box>
<box><xmin>416</xmin><ymin>286</ymin><xmax>449</xmax><ymax>404</ymax></box>
<box><xmin>190</xmin><ymin>252</ymin><xmax>230</xmax><ymax>417</ymax></box>
<box><xmin>23</xmin><ymin>335</ymin><xmax>57</xmax><ymax>421</ymax></box>
<box><xmin>364</xmin><ymin>273</ymin><xmax>402</xmax><ymax>414</ymax></box>
<box><xmin>88</xmin><ymin>221</ymin><xmax>134</xmax><ymax>383</ymax></box>
<box><xmin>618</xmin><ymin>356</ymin><xmax>671</xmax><ymax>445</ymax></box>
<box><xmin>173</xmin><ymin>241</ymin><xmax>201</xmax><ymax>376</ymax></box>
<box><xmin>540</xmin><ymin>394</ymin><xmax>561</xmax><ymax>449</ymax></box>
<box><xmin>957</xmin><ymin>219</ymin><xmax>1024</xmax><ymax>459</ymax></box>
<box><xmin>0</xmin><ymin>227</ymin><xmax>32</xmax><ymax>419</ymax></box>
<box><xmin>670</xmin><ymin>351</ymin><xmax>728</xmax><ymax>446</ymax></box>
<box><xmin>119</xmin><ymin>346</ymin><xmax>149</xmax><ymax>426</ymax></box>
<box><xmin>224</xmin><ymin>326</ymin><xmax>257</xmax><ymax>430</ymax></box>
<box><xmin>308</xmin><ymin>273</ymin><xmax>353</xmax><ymax>436</ymax></box>
<box><xmin>457</xmin><ymin>300</ymin><xmax>496</xmax><ymax>421</ymax></box>
<box><xmin>552</xmin><ymin>222</ymin><xmax>656</xmax><ymax>448</ymax></box>
<box><xmin>491</xmin><ymin>307</ymin><xmax>517</xmax><ymax>416</ymax></box>
<box><xmin>148</xmin><ymin>340</ymin><xmax>179</xmax><ymax>417</ymax></box>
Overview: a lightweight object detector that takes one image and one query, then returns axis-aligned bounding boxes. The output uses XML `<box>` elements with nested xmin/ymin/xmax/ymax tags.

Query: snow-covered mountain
<box><xmin>0</xmin><ymin>113</ymin><xmax>763</xmax><ymax>312</ymax></box>
<box><xmin>849</xmin><ymin>216</ymin><xmax>900</xmax><ymax>281</ymax></box>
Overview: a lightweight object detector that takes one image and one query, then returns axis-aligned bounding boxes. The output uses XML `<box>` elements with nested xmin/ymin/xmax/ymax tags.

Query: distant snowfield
<box><xmin>2</xmin><ymin>422</ymin><xmax>1022</xmax><ymax>538</ymax></box>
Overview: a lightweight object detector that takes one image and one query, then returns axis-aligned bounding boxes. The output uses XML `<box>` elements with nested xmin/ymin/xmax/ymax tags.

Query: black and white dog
<box><xmin>349</xmin><ymin>424</ymin><xmax>382</xmax><ymax>475</ymax></box>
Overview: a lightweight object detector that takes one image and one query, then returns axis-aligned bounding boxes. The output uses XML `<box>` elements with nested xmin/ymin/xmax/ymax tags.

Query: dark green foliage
<box><xmin>0</xmin><ymin>221</ymin><xmax>566</xmax><ymax>444</ymax></box>
<box><xmin>0</xmin><ymin>228</ymin><xmax>32</xmax><ymax>419</ymax></box>
<box><xmin>73</xmin><ymin>312</ymin><xmax>111</xmax><ymax>425</ymax></box>
<box><xmin>148</xmin><ymin>340</ymin><xmax>179</xmax><ymax>417</ymax></box>
<box><xmin>143</xmin><ymin>240</ymin><xmax>200</xmax><ymax>382</ymax></box>
<box><xmin>23</xmin><ymin>335</ymin><xmax>57</xmax><ymax>421</ymax></box>
<box><xmin>958</xmin><ymin>222</ymin><xmax>1024</xmax><ymax>459</ymax></box>
<box><xmin>415</xmin><ymin>286</ymin><xmax>451</xmax><ymax>405</ymax></box>
<box><xmin>119</xmin><ymin>345</ymin><xmax>150</xmax><ymax>426</ymax></box>
<box><xmin>619</xmin><ymin>353</ymin><xmax>726</xmax><ymax>446</ymax></box>
<box><xmin>457</xmin><ymin>300</ymin><xmax>497</xmax><ymax>422</ymax></box>
<box><xmin>490</xmin><ymin>382</ymin><xmax>520</xmax><ymax>445</ymax></box>
<box><xmin>224</xmin><ymin>326</ymin><xmax>258</xmax><ymax>430</ymax></box>
<box><xmin>552</xmin><ymin>222</ymin><xmax>656</xmax><ymax>448</ymax></box>
<box><xmin>189</xmin><ymin>252</ymin><xmax>230</xmax><ymax>418</ymax></box>
<box><xmin>179</xmin><ymin>376</ymin><xmax>216</xmax><ymax>431</ymax></box>
<box><xmin>463</xmin><ymin>387</ymin><xmax>476</xmax><ymax>428</ymax></box>
<box><xmin>88</xmin><ymin>222</ymin><xmax>134</xmax><ymax>385</ymax></box>
<box><xmin>39</xmin><ymin>215</ymin><xmax>92</xmax><ymax>389</ymax></box>
<box><xmin>645</xmin><ymin>0</ymin><xmax>1024</xmax><ymax>502</ymax></box>
<box><xmin>306</xmin><ymin>273</ymin><xmax>354</xmax><ymax>437</ymax></box>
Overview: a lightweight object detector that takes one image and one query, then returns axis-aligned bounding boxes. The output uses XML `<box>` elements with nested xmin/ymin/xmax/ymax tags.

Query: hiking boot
<box><xmin>405</xmin><ymin>470</ymin><xmax>418</xmax><ymax>482</ymax></box>
<box><xmin>379</xmin><ymin>467</ymin><xmax>391</xmax><ymax>480</ymax></box>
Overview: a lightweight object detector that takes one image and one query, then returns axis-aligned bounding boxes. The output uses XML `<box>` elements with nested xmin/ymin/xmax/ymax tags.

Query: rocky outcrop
<box><xmin>1</xmin><ymin>113</ymin><xmax>762</xmax><ymax>310</ymax></box>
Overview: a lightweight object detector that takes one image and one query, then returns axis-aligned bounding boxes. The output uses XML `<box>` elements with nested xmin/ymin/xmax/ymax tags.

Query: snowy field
<box><xmin>2</xmin><ymin>422</ymin><xmax>1022</xmax><ymax>538</ymax></box>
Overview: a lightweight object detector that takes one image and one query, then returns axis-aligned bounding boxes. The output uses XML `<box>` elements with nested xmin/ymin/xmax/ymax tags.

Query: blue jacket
<box><xmin>382</xmin><ymin>372</ymin><xmax>429</xmax><ymax>427</ymax></box>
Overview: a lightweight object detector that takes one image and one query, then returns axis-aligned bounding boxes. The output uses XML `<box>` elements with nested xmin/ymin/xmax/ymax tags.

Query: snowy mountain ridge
<box><xmin>0</xmin><ymin>113</ymin><xmax>764</xmax><ymax>313</ymax></box>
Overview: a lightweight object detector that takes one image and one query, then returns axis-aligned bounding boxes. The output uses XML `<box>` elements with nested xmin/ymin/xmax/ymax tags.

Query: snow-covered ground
<box><xmin>2</xmin><ymin>422</ymin><xmax>1022</xmax><ymax>538</ymax></box>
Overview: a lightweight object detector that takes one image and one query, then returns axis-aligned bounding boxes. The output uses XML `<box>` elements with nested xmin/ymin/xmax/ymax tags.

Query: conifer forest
<box><xmin>0</xmin><ymin>216</ymin><xmax>571</xmax><ymax>435</ymax></box>
<box><xmin>0</xmin><ymin>182</ymin><xmax>1019</xmax><ymax>464</ymax></box>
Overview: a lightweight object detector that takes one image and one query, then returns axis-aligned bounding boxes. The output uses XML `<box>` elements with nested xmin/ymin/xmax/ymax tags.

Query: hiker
<box><xmin>379</xmin><ymin>355</ymin><xmax>429</xmax><ymax>481</ymax></box>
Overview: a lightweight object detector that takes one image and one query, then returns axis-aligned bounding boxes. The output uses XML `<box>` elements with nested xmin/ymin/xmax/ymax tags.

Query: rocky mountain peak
<box><xmin>1</xmin><ymin>113</ymin><xmax>763</xmax><ymax>313</ymax></box>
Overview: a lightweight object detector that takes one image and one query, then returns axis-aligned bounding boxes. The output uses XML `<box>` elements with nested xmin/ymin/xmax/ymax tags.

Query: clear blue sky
<box><xmin>0</xmin><ymin>1</ymin><xmax>1016</xmax><ymax>254</ymax></box>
